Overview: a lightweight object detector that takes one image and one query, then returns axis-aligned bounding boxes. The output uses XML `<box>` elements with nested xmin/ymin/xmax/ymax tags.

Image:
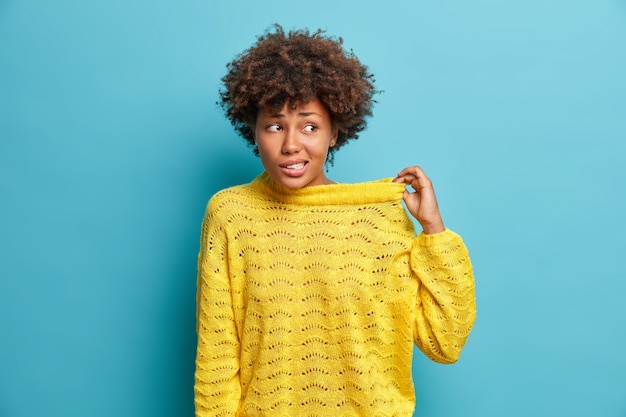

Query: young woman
<box><xmin>195</xmin><ymin>25</ymin><xmax>476</xmax><ymax>417</ymax></box>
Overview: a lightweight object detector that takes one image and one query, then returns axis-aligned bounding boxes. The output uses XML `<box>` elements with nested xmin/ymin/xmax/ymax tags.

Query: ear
<box><xmin>330</xmin><ymin>128</ymin><xmax>339</xmax><ymax>147</ymax></box>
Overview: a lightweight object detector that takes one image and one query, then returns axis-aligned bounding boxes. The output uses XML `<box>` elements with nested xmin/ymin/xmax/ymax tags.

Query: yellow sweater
<box><xmin>195</xmin><ymin>172</ymin><xmax>476</xmax><ymax>417</ymax></box>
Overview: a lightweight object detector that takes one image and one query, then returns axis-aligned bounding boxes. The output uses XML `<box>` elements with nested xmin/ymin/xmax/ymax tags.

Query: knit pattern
<box><xmin>195</xmin><ymin>173</ymin><xmax>476</xmax><ymax>417</ymax></box>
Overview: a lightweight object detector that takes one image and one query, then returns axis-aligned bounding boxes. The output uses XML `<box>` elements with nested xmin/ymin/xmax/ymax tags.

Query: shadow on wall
<box><xmin>198</xmin><ymin>137</ymin><xmax>263</xmax><ymax>196</ymax></box>
<box><xmin>141</xmin><ymin>130</ymin><xmax>262</xmax><ymax>416</ymax></box>
<box><xmin>162</xmin><ymin>133</ymin><xmax>263</xmax><ymax>415</ymax></box>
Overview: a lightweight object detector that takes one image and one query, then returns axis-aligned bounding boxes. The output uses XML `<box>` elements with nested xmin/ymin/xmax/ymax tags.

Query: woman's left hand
<box><xmin>393</xmin><ymin>166</ymin><xmax>445</xmax><ymax>234</ymax></box>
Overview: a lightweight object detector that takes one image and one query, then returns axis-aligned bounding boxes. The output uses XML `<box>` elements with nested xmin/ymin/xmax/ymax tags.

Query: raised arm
<box><xmin>394</xmin><ymin>166</ymin><xmax>476</xmax><ymax>362</ymax></box>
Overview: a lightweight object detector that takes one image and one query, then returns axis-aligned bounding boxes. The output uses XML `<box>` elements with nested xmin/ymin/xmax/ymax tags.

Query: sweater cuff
<box><xmin>415</xmin><ymin>228</ymin><xmax>462</xmax><ymax>246</ymax></box>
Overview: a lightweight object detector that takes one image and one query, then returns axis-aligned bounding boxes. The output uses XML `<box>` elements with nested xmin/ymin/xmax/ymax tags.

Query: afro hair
<box><xmin>219</xmin><ymin>24</ymin><xmax>378</xmax><ymax>161</ymax></box>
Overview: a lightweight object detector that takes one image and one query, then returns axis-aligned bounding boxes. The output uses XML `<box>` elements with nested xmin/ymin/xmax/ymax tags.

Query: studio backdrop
<box><xmin>1</xmin><ymin>1</ymin><xmax>625</xmax><ymax>416</ymax></box>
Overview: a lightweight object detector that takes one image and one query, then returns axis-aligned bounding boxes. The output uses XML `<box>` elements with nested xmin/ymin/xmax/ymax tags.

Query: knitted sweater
<box><xmin>195</xmin><ymin>172</ymin><xmax>476</xmax><ymax>417</ymax></box>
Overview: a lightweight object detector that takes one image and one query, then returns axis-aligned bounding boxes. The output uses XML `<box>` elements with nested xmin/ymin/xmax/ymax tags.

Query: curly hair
<box><xmin>219</xmin><ymin>24</ymin><xmax>378</xmax><ymax>161</ymax></box>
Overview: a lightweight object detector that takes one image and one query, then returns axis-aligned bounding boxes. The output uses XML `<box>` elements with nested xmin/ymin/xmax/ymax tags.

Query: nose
<box><xmin>281</xmin><ymin>129</ymin><xmax>301</xmax><ymax>154</ymax></box>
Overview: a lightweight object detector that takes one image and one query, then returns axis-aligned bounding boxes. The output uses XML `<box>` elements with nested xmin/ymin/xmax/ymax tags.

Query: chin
<box><xmin>279</xmin><ymin>178</ymin><xmax>310</xmax><ymax>189</ymax></box>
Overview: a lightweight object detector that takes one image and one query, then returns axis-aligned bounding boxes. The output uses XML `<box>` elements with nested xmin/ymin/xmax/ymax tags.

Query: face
<box><xmin>254</xmin><ymin>99</ymin><xmax>338</xmax><ymax>189</ymax></box>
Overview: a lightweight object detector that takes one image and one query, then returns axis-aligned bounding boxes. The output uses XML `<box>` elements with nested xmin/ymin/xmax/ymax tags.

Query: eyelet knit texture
<box><xmin>195</xmin><ymin>172</ymin><xmax>476</xmax><ymax>417</ymax></box>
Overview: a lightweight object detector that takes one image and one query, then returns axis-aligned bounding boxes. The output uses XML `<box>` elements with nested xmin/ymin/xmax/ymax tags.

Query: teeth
<box><xmin>286</xmin><ymin>162</ymin><xmax>305</xmax><ymax>169</ymax></box>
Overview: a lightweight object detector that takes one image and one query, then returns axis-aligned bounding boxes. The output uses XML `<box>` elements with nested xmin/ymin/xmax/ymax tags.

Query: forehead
<box><xmin>258</xmin><ymin>99</ymin><xmax>330</xmax><ymax>118</ymax></box>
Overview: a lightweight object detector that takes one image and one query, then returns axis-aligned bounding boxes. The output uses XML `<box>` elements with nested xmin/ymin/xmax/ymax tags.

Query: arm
<box><xmin>393</xmin><ymin>166</ymin><xmax>476</xmax><ymax>362</ymax></box>
<box><xmin>410</xmin><ymin>229</ymin><xmax>476</xmax><ymax>363</ymax></box>
<box><xmin>195</xmin><ymin>200</ymin><xmax>241</xmax><ymax>416</ymax></box>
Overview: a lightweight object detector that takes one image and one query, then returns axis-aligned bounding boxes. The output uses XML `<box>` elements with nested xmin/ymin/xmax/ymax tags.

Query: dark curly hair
<box><xmin>219</xmin><ymin>24</ymin><xmax>378</xmax><ymax>162</ymax></box>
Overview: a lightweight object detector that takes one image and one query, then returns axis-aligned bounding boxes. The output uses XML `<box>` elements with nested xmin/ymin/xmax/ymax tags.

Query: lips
<box><xmin>284</xmin><ymin>162</ymin><xmax>306</xmax><ymax>169</ymax></box>
<box><xmin>279</xmin><ymin>160</ymin><xmax>308</xmax><ymax>176</ymax></box>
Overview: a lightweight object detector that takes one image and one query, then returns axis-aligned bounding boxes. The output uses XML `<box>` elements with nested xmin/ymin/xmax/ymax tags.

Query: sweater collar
<box><xmin>250</xmin><ymin>172</ymin><xmax>406</xmax><ymax>206</ymax></box>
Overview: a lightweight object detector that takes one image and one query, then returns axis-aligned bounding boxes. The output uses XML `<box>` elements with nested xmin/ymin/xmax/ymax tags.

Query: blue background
<box><xmin>1</xmin><ymin>1</ymin><xmax>625</xmax><ymax>416</ymax></box>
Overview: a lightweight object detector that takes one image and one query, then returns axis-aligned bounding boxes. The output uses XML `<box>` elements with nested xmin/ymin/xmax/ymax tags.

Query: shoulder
<box><xmin>203</xmin><ymin>180</ymin><xmax>270</xmax><ymax>223</ymax></box>
<box><xmin>207</xmin><ymin>184</ymin><xmax>246</xmax><ymax>207</ymax></box>
<box><xmin>206</xmin><ymin>183</ymin><xmax>251</xmax><ymax>213</ymax></box>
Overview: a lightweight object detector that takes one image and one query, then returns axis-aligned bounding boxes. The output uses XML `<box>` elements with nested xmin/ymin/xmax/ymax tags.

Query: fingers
<box><xmin>393</xmin><ymin>166</ymin><xmax>445</xmax><ymax>234</ymax></box>
<box><xmin>393</xmin><ymin>166</ymin><xmax>432</xmax><ymax>190</ymax></box>
<box><xmin>395</xmin><ymin>165</ymin><xmax>425</xmax><ymax>178</ymax></box>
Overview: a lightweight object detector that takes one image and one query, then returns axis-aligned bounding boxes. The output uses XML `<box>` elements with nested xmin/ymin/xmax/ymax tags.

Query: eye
<box><xmin>303</xmin><ymin>124</ymin><xmax>317</xmax><ymax>133</ymax></box>
<box><xmin>266</xmin><ymin>123</ymin><xmax>282</xmax><ymax>132</ymax></box>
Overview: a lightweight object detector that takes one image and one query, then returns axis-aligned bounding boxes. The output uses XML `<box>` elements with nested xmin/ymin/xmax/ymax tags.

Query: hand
<box><xmin>393</xmin><ymin>166</ymin><xmax>445</xmax><ymax>234</ymax></box>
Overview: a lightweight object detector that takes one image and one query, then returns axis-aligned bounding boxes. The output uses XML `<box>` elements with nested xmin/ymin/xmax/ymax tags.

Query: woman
<box><xmin>195</xmin><ymin>24</ymin><xmax>476</xmax><ymax>416</ymax></box>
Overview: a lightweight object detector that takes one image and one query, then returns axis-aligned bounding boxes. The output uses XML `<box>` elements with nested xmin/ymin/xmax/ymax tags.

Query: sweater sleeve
<box><xmin>410</xmin><ymin>229</ymin><xmax>476</xmax><ymax>364</ymax></box>
<box><xmin>195</xmin><ymin>201</ymin><xmax>241</xmax><ymax>416</ymax></box>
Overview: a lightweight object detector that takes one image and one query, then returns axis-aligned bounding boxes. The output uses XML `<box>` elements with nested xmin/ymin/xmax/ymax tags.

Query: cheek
<box><xmin>254</xmin><ymin>137</ymin><xmax>277</xmax><ymax>157</ymax></box>
<box><xmin>316</xmin><ymin>137</ymin><xmax>334</xmax><ymax>154</ymax></box>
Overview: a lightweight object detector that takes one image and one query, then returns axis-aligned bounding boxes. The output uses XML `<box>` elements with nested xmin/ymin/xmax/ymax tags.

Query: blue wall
<box><xmin>1</xmin><ymin>1</ymin><xmax>625</xmax><ymax>416</ymax></box>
